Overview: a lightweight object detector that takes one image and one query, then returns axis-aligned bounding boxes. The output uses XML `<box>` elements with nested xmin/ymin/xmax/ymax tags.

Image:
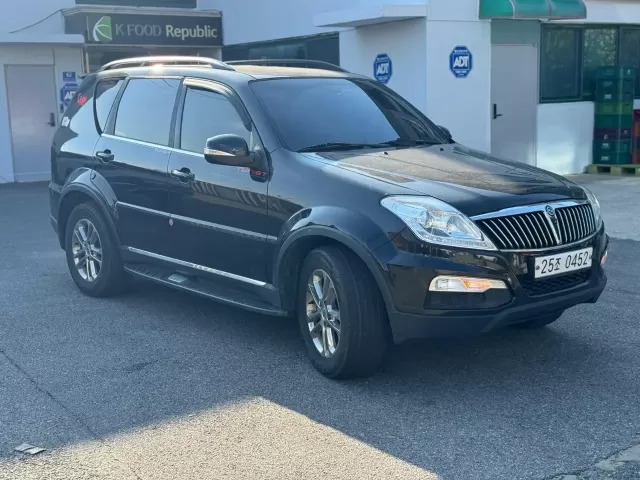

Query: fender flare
<box><xmin>56</xmin><ymin>168</ymin><xmax>120</xmax><ymax>248</ymax></box>
<box><xmin>273</xmin><ymin>207</ymin><xmax>396</xmax><ymax>315</ymax></box>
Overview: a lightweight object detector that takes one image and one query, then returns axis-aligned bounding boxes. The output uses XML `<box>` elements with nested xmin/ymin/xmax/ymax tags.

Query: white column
<box><xmin>425</xmin><ymin>2</ymin><xmax>492</xmax><ymax>152</ymax></box>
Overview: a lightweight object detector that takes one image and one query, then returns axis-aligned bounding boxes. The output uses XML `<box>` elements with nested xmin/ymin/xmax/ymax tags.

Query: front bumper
<box><xmin>373</xmin><ymin>226</ymin><xmax>609</xmax><ymax>344</ymax></box>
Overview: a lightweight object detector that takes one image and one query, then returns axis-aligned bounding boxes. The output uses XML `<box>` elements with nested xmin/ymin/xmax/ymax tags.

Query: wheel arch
<box><xmin>57</xmin><ymin>169</ymin><xmax>120</xmax><ymax>250</ymax></box>
<box><xmin>274</xmin><ymin>224</ymin><xmax>394</xmax><ymax>317</ymax></box>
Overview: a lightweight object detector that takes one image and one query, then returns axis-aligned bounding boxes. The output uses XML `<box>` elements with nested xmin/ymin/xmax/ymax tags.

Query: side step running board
<box><xmin>124</xmin><ymin>264</ymin><xmax>288</xmax><ymax>317</ymax></box>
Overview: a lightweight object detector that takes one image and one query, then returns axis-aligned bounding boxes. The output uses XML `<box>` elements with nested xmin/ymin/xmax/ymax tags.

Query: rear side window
<box><xmin>179</xmin><ymin>87</ymin><xmax>251</xmax><ymax>154</ymax></box>
<box><xmin>95</xmin><ymin>79</ymin><xmax>124</xmax><ymax>132</ymax></box>
<box><xmin>114</xmin><ymin>78</ymin><xmax>180</xmax><ymax>146</ymax></box>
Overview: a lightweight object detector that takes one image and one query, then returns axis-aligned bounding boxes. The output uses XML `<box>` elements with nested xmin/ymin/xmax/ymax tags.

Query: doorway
<box><xmin>5</xmin><ymin>65</ymin><xmax>58</xmax><ymax>182</ymax></box>
<box><xmin>490</xmin><ymin>44</ymin><xmax>538</xmax><ymax>165</ymax></box>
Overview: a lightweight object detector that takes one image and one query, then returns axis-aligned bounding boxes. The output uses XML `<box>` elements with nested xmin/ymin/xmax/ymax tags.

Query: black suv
<box><xmin>50</xmin><ymin>56</ymin><xmax>608</xmax><ymax>378</ymax></box>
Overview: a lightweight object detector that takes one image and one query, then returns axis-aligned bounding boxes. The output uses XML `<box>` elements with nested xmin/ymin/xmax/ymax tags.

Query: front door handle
<box><xmin>492</xmin><ymin>103</ymin><xmax>503</xmax><ymax>120</ymax></box>
<box><xmin>95</xmin><ymin>150</ymin><xmax>114</xmax><ymax>163</ymax></box>
<box><xmin>47</xmin><ymin>112</ymin><xmax>56</xmax><ymax>127</ymax></box>
<box><xmin>171</xmin><ymin>168</ymin><xmax>195</xmax><ymax>182</ymax></box>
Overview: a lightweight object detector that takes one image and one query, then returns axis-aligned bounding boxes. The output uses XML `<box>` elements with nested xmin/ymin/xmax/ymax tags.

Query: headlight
<box><xmin>582</xmin><ymin>187</ymin><xmax>602</xmax><ymax>229</ymax></box>
<box><xmin>381</xmin><ymin>195</ymin><xmax>497</xmax><ymax>250</ymax></box>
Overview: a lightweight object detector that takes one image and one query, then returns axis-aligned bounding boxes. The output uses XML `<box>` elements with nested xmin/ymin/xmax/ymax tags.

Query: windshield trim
<box><xmin>248</xmin><ymin>76</ymin><xmax>448</xmax><ymax>152</ymax></box>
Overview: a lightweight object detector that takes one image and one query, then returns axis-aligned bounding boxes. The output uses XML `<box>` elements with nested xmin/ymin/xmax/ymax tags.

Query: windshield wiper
<box><xmin>383</xmin><ymin>138</ymin><xmax>441</xmax><ymax>147</ymax></box>
<box><xmin>297</xmin><ymin>142</ymin><xmax>389</xmax><ymax>152</ymax></box>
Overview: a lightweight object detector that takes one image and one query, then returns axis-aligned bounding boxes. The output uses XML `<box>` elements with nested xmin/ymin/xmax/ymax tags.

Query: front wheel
<box><xmin>512</xmin><ymin>311</ymin><xmax>564</xmax><ymax>329</ymax></box>
<box><xmin>297</xmin><ymin>246</ymin><xmax>389</xmax><ymax>379</ymax></box>
<box><xmin>64</xmin><ymin>202</ymin><xmax>126</xmax><ymax>297</ymax></box>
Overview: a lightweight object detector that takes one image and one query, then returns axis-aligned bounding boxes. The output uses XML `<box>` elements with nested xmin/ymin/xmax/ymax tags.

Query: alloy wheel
<box><xmin>306</xmin><ymin>269</ymin><xmax>341</xmax><ymax>357</ymax></box>
<box><xmin>71</xmin><ymin>219</ymin><xmax>103</xmax><ymax>282</ymax></box>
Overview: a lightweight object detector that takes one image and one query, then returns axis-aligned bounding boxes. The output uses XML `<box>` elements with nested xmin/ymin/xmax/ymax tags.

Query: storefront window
<box><xmin>540</xmin><ymin>24</ymin><xmax>640</xmax><ymax>103</ymax></box>
<box><xmin>540</xmin><ymin>27</ymin><xmax>581</xmax><ymax>102</ymax></box>
<box><xmin>582</xmin><ymin>28</ymin><xmax>617</xmax><ymax>100</ymax></box>
<box><xmin>223</xmin><ymin>34</ymin><xmax>339</xmax><ymax>67</ymax></box>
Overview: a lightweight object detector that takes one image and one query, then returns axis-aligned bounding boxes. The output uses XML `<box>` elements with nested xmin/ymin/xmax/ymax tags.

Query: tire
<box><xmin>297</xmin><ymin>246</ymin><xmax>389</xmax><ymax>379</ymax></box>
<box><xmin>64</xmin><ymin>202</ymin><xmax>126</xmax><ymax>297</ymax></box>
<box><xmin>512</xmin><ymin>311</ymin><xmax>564</xmax><ymax>330</ymax></box>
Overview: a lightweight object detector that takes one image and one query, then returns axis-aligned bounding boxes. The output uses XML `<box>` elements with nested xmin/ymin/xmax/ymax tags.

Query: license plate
<box><xmin>534</xmin><ymin>247</ymin><xmax>593</xmax><ymax>279</ymax></box>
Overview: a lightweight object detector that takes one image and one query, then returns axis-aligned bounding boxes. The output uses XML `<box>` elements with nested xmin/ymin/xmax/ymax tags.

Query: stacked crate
<box><xmin>593</xmin><ymin>66</ymin><xmax>635</xmax><ymax>165</ymax></box>
<box><xmin>633</xmin><ymin>110</ymin><xmax>640</xmax><ymax>164</ymax></box>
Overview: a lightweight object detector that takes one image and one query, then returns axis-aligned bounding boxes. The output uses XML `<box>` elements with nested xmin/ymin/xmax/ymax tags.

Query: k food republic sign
<box><xmin>65</xmin><ymin>12</ymin><xmax>223</xmax><ymax>47</ymax></box>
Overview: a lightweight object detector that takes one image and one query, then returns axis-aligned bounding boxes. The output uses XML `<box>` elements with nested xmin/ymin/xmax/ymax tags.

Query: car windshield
<box><xmin>250</xmin><ymin>77</ymin><xmax>448</xmax><ymax>152</ymax></box>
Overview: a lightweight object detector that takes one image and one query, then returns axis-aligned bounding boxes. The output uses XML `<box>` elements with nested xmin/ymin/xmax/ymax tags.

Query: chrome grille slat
<box><xmin>475</xmin><ymin>203</ymin><xmax>597</xmax><ymax>251</ymax></box>
<box><xmin>524</xmin><ymin>215</ymin><xmax>544</xmax><ymax>248</ymax></box>
<box><xmin>504</xmin><ymin>216</ymin><xmax>527</xmax><ymax>248</ymax></box>
<box><xmin>495</xmin><ymin>218</ymin><xmax>518</xmax><ymax>248</ymax></box>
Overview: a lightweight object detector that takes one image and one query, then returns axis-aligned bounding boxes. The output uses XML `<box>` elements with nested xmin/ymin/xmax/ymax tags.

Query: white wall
<box><xmin>536</xmin><ymin>103</ymin><xmax>594</xmax><ymax>175</ymax></box>
<box><xmin>0</xmin><ymin>44</ymin><xmax>83</xmax><ymax>183</ymax></box>
<box><xmin>339</xmin><ymin>19</ymin><xmax>427</xmax><ymax>112</ymax></box>
<box><xmin>425</xmin><ymin>20</ymin><xmax>492</xmax><ymax>152</ymax></box>
<box><xmin>562</xmin><ymin>0</ymin><xmax>640</xmax><ymax>23</ymax></box>
<box><xmin>537</xmin><ymin>99</ymin><xmax>640</xmax><ymax>175</ymax></box>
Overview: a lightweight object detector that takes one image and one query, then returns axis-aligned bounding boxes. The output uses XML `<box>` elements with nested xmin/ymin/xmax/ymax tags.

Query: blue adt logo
<box><xmin>60</xmin><ymin>84</ymin><xmax>78</xmax><ymax>106</ymax></box>
<box><xmin>373</xmin><ymin>53</ymin><xmax>392</xmax><ymax>84</ymax></box>
<box><xmin>449</xmin><ymin>46</ymin><xmax>472</xmax><ymax>78</ymax></box>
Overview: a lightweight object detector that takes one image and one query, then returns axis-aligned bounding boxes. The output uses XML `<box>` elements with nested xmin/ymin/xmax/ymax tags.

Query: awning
<box><xmin>479</xmin><ymin>0</ymin><xmax>587</xmax><ymax>19</ymax></box>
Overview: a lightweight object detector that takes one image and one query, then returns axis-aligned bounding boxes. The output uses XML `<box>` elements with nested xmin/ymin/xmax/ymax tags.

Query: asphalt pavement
<box><xmin>1</xmin><ymin>179</ymin><xmax>639</xmax><ymax>480</ymax></box>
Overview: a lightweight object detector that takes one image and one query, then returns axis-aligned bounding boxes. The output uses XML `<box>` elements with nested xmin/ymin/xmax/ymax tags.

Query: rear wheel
<box><xmin>64</xmin><ymin>202</ymin><xmax>126</xmax><ymax>297</ymax></box>
<box><xmin>297</xmin><ymin>246</ymin><xmax>389</xmax><ymax>379</ymax></box>
<box><xmin>513</xmin><ymin>311</ymin><xmax>564</xmax><ymax>329</ymax></box>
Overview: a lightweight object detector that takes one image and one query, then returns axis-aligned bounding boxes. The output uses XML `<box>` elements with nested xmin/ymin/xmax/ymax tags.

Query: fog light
<box><xmin>429</xmin><ymin>276</ymin><xmax>508</xmax><ymax>293</ymax></box>
<box><xmin>601</xmin><ymin>250</ymin><xmax>608</xmax><ymax>265</ymax></box>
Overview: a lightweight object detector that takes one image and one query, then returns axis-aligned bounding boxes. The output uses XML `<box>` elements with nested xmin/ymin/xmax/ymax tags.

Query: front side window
<box><xmin>250</xmin><ymin>78</ymin><xmax>446</xmax><ymax>152</ymax></box>
<box><xmin>179</xmin><ymin>87</ymin><xmax>251</xmax><ymax>154</ymax></box>
<box><xmin>114</xmin><ymin>78</ymin><xmax>180</xmax><ymax>146</ymax></box>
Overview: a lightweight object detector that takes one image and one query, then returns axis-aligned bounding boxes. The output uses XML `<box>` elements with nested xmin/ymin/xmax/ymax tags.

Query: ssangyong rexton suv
<box><xmin>49</xmin><ymin>56</ymin><xmax>608</xmax><ymax>378</ymax></box>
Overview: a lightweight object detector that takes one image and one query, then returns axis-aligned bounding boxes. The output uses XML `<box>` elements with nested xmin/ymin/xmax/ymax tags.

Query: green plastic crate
<box><xmin>593</xmin><ymin>139</ymin><xmax>632</xmax><ymax>154</ymax></box>
<box><xmin>595</xmin><ymin>78</ymin><xmax>635</xmax><ymax>102</ymax></box>
<box><xmin>596</xmin><ymin>66</ymin><xmax>635</xmax><ymax>80</ymax></box>
<box><xmin>595</xmin><ymin>102</ymin><xmax>634</xmax><ymax>116</ymax></box>
<box><xmin>594</xmin><ymin>114</ymin><xmax>634</xmax><ymax>129</ymax></box>
<box><xmin>593</xmin><ymin>152</ymin><xmax>632</xmax><ymax>165</ymax></box>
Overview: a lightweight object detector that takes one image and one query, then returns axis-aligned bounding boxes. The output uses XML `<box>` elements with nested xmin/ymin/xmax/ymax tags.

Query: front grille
<box><xmin>519</xmin><ymin>270</ymin><xmax>591</xmax><ymax>296</ymax></box>
<box><xmin>476</xmin><ymin>204</ymin><xmax>596</xmax><ymax>250</ymax></box>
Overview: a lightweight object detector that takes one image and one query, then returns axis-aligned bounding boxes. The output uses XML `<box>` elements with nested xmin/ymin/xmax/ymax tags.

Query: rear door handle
<box><xmin>171</xmin><ymin>168</ymin><xmax>195</xmax><ymax>182</ymax></box>
<box><xmin>95</xmin><ymin>150</ymin><xmax>114</xmax><ymax>163</ymax></box>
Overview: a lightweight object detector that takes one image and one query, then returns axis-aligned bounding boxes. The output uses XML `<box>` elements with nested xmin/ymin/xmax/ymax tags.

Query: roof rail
<box><xmin>226</xmin><ymin>59</ymin><xmax>347</xmax><ymax>72</ymax></box>
<box><xmin>99</xmin><ymin>56</ymin><xmax>234</xmax><ymax>72</ymax></box>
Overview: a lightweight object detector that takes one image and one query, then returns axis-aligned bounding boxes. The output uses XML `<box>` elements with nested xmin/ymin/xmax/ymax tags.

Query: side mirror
<box><xmin>204</xmin><ymin>134</ymin><xmax>251</xmax><ymax>165</ymax></box>
<box><xmin>437</xmin><ymin>125</ymin><xmax>452</xmax><ymax>141</ymax></box>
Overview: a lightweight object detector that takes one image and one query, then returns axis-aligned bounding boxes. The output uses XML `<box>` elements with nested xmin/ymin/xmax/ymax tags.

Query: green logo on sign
<box><xmin>92</xmin><ymin>16</ymin><xmax>113</xmax><ymax>42</ymax></box>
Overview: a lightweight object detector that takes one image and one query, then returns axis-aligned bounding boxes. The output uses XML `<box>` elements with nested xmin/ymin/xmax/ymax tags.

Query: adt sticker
<box><xmin>60</xmin><ymin>83</ymin><xmax>78</xmax><ymax>106</ymax></box>
<box><xmin>373</xmin><ymin>53</ymin><xmax>392</xmax><ymax>84</ymax></box>
<box><xmin>62</xmin><ymin>72</ymin><xmax>76</xmax><ymax>83</ymax></box>
<box><xmin>450</xmin><ymin>46</ymin><xmax>472</xmax><ymax>78</ymax></box>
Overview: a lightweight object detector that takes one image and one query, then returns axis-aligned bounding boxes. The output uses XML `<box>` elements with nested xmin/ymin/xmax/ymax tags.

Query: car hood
<box><xmin>302</xmin><ymin>144</ymin><xmax>586</xmax><ymax>217</ymax></box>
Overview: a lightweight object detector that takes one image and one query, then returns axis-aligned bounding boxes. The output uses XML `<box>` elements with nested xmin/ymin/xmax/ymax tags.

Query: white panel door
<box><xmin>490</xmin><ymin>45</ymin><xmax>538</xmax><ymax>165</ymax></box>
<box><xmin>6</xmin><ymin>65</ymin><xmax>58</xmax><ymax>182</ymax></box>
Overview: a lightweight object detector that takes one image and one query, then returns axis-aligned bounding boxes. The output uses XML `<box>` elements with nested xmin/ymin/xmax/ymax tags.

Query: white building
<box><xmin>2</xmin><ymin>0</ymin><xmax>640</xmax><ymax>183</ymax></box>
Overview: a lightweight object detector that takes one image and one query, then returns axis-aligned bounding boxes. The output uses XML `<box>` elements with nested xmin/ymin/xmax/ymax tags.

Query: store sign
<box><xmin>373</xmin><ymin>53</ymin><xmax>392</xmax><ymax>84</ymax></box>
<box><xmin>450</xmin><ymin>46</ymin><xmax>473</xmax><ymax>78</ymax></box>
<box><xmin>64</xmin><ymin>11</ymin><xmax>223</xmax><ymax>47</ymax></box>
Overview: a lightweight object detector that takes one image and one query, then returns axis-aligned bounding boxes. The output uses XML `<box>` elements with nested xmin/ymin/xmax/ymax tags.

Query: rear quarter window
<box><xmin>95</xmin><ymin>78</ymin><xmax>125</xmax><ymax>133</ymax></box>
